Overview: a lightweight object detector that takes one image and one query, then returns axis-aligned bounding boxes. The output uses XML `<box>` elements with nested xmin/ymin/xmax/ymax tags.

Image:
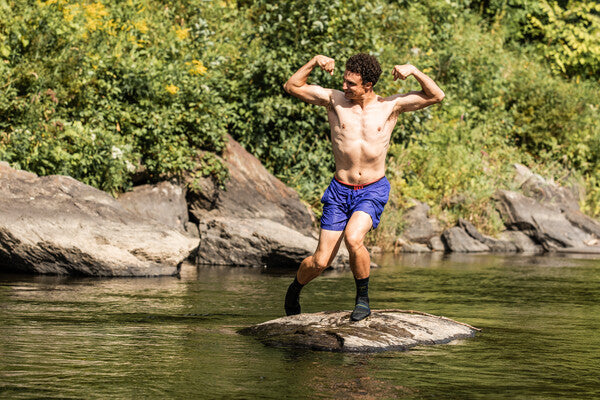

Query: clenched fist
<box><xmin>314</xmin><ymin>55</ymin><xmax>335</xmax><ymax>76</ymax></box>
<box><xmin>392</xmin><ymin>64</ymin><xmax>416</xmax><ymax>81</ymax></box>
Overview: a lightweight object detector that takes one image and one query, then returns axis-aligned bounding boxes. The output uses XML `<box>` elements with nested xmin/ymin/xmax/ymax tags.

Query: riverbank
<box><xmin>2</xmin><ymin>134</ymin><xmax>600</xmax><ymax>277</ymax></box>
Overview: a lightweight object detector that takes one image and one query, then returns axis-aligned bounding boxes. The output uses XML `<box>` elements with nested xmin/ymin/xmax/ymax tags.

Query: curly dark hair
<box><xmin>345</xmin><ymin>53</ymin><xmax>382</xmax><ymax>87</ymax></box>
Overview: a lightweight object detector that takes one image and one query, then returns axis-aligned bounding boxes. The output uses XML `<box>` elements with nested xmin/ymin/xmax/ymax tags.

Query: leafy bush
<box><xmin>0</xmin><ymin>0</ymin><xmax>229</xmax><ymax>193</ymax></box>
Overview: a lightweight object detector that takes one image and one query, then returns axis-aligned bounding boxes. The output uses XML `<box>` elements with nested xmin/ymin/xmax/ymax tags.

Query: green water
<box><xmin>1</xmin><ymin>253</ymin><xmax>600</xmax><ymax>399</ymax></box>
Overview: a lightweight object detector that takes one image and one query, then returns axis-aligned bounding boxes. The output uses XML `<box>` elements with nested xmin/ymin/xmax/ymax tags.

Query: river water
<box><xmin>1</xmin><ymin>253</ymin><xmax>599</xmax><ymax>399</ymax></box>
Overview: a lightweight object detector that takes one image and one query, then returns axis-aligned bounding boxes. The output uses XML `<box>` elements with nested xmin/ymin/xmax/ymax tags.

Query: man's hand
<box><xmin>315</xmin><ymin>55</ymin><xmax>335</xmax><ymax>76</ymax></box>
<box><xmin>392</xmin><ymin>64</ymin><xmax>416</xmax><ymax>81</ymax></box>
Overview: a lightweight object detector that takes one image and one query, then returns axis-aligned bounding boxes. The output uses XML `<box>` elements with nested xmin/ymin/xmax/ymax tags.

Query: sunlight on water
<box><xmin>1</xmin><ymin>253</ymin><xmax>600</xmax><ymax>399</ymax></box>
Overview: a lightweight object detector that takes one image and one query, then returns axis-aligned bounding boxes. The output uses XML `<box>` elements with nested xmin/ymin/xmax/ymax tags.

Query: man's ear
<box><xmin>364</xmin><ymin>82</ymin><xmax>373</xmax><ymax>91</ymax></box>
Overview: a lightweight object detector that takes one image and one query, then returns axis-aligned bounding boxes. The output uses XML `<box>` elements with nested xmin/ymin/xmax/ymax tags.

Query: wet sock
<box><xmin>284</xmin><ymin>277</ymin><xmax>304</xmax><ymax>316</ymax></box>
<box><xmin>350</xmin><ymin>277</ymin><xmax>371</xmax><ymax>321</ymax></box>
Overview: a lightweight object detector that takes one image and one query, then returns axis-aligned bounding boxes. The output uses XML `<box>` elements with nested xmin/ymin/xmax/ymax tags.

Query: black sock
<box><xmin>284</xmin><ymin>277</ymin><xmax>304</xmax><ymax>316</ymax></box>
<box><xmin>351</xmin><ymin>277</ymin><xmax>371</xmax><ymax>321</ymax></box>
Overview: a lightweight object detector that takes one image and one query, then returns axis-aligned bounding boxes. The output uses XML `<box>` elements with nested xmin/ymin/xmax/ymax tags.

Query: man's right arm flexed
<box><xmin>283</xmin><ymin>55</ymin><xmax>335</xmax><ymax>106</ymax></box>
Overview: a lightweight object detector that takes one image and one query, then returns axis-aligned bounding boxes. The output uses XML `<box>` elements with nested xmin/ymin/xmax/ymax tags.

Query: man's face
<box><xmin>342</xmin><ymin>70</ymin><xmax>371</xmax><ymax>99</ymax></box>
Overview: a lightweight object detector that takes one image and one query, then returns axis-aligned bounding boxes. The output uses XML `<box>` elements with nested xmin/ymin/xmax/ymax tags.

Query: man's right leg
<box><xmin>284</xmin><ymin>229</ymin><xmax>344</xmax><ymax>316</ymax></box>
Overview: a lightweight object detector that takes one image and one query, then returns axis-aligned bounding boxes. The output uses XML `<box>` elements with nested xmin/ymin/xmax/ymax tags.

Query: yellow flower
<box><xmin>83</xmin><ymin>2</ymin><xmax>109</xmax><ymax>32</ymax></box>
<box><xmin>165</xmin><ymin>84</ymin><xmax>179</xmax><ymax>95</ymax></box>
<box><xmin>133</xmin><ymin>19</ymin><xmax>149</xmax><ymax>34</ymax></box>
<box><xmin>63</xmin><ymin>5</ymin><xmax>79</xmax><ymax>22</ymax></box>
<box><xmin>175</xmin><ymin>27</ymin><xmax>190</xmax><ymax>40</ymax></box>
<box><xmin>188</xmin><ymin>60</ymin><xmax>208</xmax><ymax>76</ymax></box>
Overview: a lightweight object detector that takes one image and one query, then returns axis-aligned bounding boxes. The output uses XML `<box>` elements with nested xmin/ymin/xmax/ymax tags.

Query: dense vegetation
<box><xmin>1</xmin><ymin>0</ymin><xmax>599</xmax><ymax>243</ymax></box>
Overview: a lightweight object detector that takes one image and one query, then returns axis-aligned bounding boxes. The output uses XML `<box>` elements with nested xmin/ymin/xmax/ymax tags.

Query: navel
<box><xmin>342</xmin><ymin>124</ymin><xmax>346</xmax><ymax>129</ymax></box>
<box><xmin>377</xmin><ymin>126</ymin><xmax>382</xmax><ymax>132</ymax></box>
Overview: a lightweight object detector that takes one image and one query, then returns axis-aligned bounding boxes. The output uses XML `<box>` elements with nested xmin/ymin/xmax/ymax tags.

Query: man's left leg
<box><xmin>344</xmin><ymin>211</ymin><xmax>373</xmax><ymax>321</ymax></box>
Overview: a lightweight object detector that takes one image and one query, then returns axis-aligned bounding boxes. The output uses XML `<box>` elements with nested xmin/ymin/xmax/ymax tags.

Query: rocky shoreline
<box><xmin>395</xmin><ymin>164</ymin><xmax>600</xmax><ymax>255</ymax></box>
<box><xmin>1</xmin><ymin>135</ymin><xmax>599</xmax><ymax>276</ymax></box>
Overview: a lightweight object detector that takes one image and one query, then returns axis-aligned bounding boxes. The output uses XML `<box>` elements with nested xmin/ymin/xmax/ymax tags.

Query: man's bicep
<box><xmin>287</xmin><ymin>84</ymin><xmax>333</xmax><ymax>106</ymax></box>
<box><xmin>392</xmin><ymin>91</ymin><xmax>437</xmax><ymax>113</ymax></box>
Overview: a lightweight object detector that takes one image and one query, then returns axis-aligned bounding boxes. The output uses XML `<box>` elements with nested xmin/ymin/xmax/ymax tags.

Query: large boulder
<box><xmin>240</xmin><ymin>310</ymin><xmax>479</xmax><ymax>353</ymax></box>
<box><xmin>495</xmin><ymin>189</ymin><xmax>593</xmax><ymax>249</ymax></box>
<box><xmin>0</xmin><ymin>162</ymin><xmax>199</xmax><ymax>276</ymax></box>
<box><xmin>441</xmin><ymin>226</ymin><xmax>490</xmax><ymax>253</ymax></box>
<box><xmin>188</xmin><ymin>136</ymin><xmax>315</xmax><ymax>237</ymax></box>
<box><xmin>564</xmin><ymin>209</ymin><xmax>600</xmax><ymax>238</ymax></box>
<box><xmin>197</xmin><ymin>216</ymin><xmax>349</xmax><ymax>268</ymax></box>
<box><xmin>514</xmin><ymin>163</ymin><xmax>581</xmax><ymax>212</ymax></box>
<box><xmin>498</xmin><ymin>230</ymin><xmax>544</xmax><ymax>253</ymax></box>
<box><xmin>457</xmin><ymin>219</ymin><xmax>518</xmax><ymax>252</ymax></box>
<box><xmin>118</xmin><ymin>181</ymin><xmax>195</xmax><ymax>235</ymax></box>
<box><xmin>400</xmin><ymin>200</ymin><xmax>442</xmax><ymax>244</ymax></box>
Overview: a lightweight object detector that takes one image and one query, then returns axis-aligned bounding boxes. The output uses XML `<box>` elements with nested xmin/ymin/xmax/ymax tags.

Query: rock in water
<box><xmin>240</xmin><ymin>310</ymin><xmax>479</xmax><ymax>352</ymax></box>
<box><xmin>0</xmin><ymin>162</ymin><xmax>199</xmax><ymax>276</ymax></box>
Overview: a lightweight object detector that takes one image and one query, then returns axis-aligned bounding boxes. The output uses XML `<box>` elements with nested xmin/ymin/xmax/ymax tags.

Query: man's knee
<box><xmin>344</xmin><ymin>233</ymin><xmax>365</xmax><ymax>253</ymax></box>
<box><xmin>312</xmin><ymin>253</ymin><xmax>330</xmax><ymax>272</ymax></box>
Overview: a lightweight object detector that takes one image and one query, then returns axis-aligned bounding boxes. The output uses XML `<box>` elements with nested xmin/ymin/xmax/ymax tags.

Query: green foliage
<box><xmin>528</xmin><ymin>1</ymin><xmax>600</xmax><ymax>79</ymax></box>
<box><xmin>189</xmin><ymin>152</ymin><xmax>229</xmax><ymax>192</ymax></box>
<box><xmin>469</xmin><ymin>0</ymin><xmax>600</xmax><ymax>81</ymax></box>
<box><xmin>0</xmin><ymin>0</ymin><xmax>229</xmax><ymax>193</ymax></box>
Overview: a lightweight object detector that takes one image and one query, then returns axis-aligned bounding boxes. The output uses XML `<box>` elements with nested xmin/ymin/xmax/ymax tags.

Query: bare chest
<box><xmin>328</xmin><ymin>101</ymin><xmax>397</xmax><ymax>142</ymax></box>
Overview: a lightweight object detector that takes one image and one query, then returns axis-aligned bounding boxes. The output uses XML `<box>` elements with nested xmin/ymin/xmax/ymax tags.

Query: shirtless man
<box><xmin>283</xmin><ymin>53</ymin><xmax>445</xmax><ymax>321</ymax></box>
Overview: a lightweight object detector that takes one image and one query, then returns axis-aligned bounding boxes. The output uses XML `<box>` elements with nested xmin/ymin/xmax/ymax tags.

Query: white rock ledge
<box><xmin>240</xmin><ymin>309</ymin><xmax>480</xmax><ymax>353</ymax></box>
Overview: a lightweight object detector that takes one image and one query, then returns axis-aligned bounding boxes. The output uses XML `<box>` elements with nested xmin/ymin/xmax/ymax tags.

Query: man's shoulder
<box><xmin>330</xmin><ymin>89</ymin><xmax>344</xmax><ymax>99</ymax></box>
<box><xmin>327</xmin><ymin>90</ymin><xmax>347</xmax><ymax>107</ymax></box>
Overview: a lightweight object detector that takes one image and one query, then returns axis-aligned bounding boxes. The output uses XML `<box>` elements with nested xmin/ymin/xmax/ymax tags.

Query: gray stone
<box><xmin>184</xmin><ymin>222</ymin><xmax>200</xmax><ymax>238</ymax></box>
<box><xmin>514</xmin><ymin>163</ymin><xmax>580</xmax><ymax>212</ymax></box>
<box><xmin>401</xmin><ymin>200</ymin><xmax>442</xmax><ymax>244</ymax></box>
<box><xmin>498</xmin><ymin>231</ymin><xmax>544</xmax><ymax>253</ymax></box>
<box><xmin>189</xmin><ymin>136</ymin><xmax>374</xmax><ymax>269</ymax></box>
<box><xmin>197</xmin><ymin>217</ymin><xmax>349</xmax><ymax>269</ymax></box>
<box><xmin>458</xmin><ymin>219</ymin><xmax>518</xmax><ymax>252</ymax></box>
<box><xmin>394</xmin><ymin>238</ymin><xmax>431</xmax><ymax>253</ymax></box>
<box><xmin>240</xmin><ymin>310</ymin><xmax>479</xmax><ymax>353</ymax></box>
<box><xmin>442</xmin><ymin>226</ymin><xmax>490</xmax><ymax>253</ymax></box>
<box><xmin>495</xmin><ymin>190</ymin><xmax>592</xmax><ymax>249</ymax></box>
<box><xmin>188</xmin><ymin>136</ymin><xmax>315</xmax><ymax>237</ymax></box>
<box><xmin>0</xmin><ymin>162</ymin><xmax>199</xmax><ymax>276</ymax></box>
<box><xmin>564</xmin><ymin>209</ymin><xmax>600</xmax><ymax>238</ymax></box>
<box><xmin>428</xmin><ymin>235</ymin><xmax>447</xmax><ymax>252</ymax></box>
<box><xmin>118</xmin><ymin>181</ymin><xmax>189</xmax><ymax>233</ymax></box>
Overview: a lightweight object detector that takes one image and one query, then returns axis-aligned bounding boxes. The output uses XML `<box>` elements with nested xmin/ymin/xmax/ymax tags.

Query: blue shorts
<box><xmin>320</xmin><ymin>176</ymin><xmax>391</xmax><ymax>231</ymax></box>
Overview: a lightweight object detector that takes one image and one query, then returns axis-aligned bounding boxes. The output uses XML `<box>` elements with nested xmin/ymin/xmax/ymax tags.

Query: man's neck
<box><xmin>352</xmin><ymin>91</ymin><xmax>377</xmax><ymax>109</ymax></box>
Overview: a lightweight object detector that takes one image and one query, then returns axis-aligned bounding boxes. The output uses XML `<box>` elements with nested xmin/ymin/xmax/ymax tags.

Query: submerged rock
<box><xmin>240</xmin><ymin>310</ymin><xmax>479</xmax><ymax>353</ymax></box>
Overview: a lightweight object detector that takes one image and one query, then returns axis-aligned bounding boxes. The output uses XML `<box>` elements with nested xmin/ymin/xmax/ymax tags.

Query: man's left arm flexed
<box><xmin>388</xmin><ymin>63</ymin><xmax>445</xmax><ymax>112</ymax></box>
